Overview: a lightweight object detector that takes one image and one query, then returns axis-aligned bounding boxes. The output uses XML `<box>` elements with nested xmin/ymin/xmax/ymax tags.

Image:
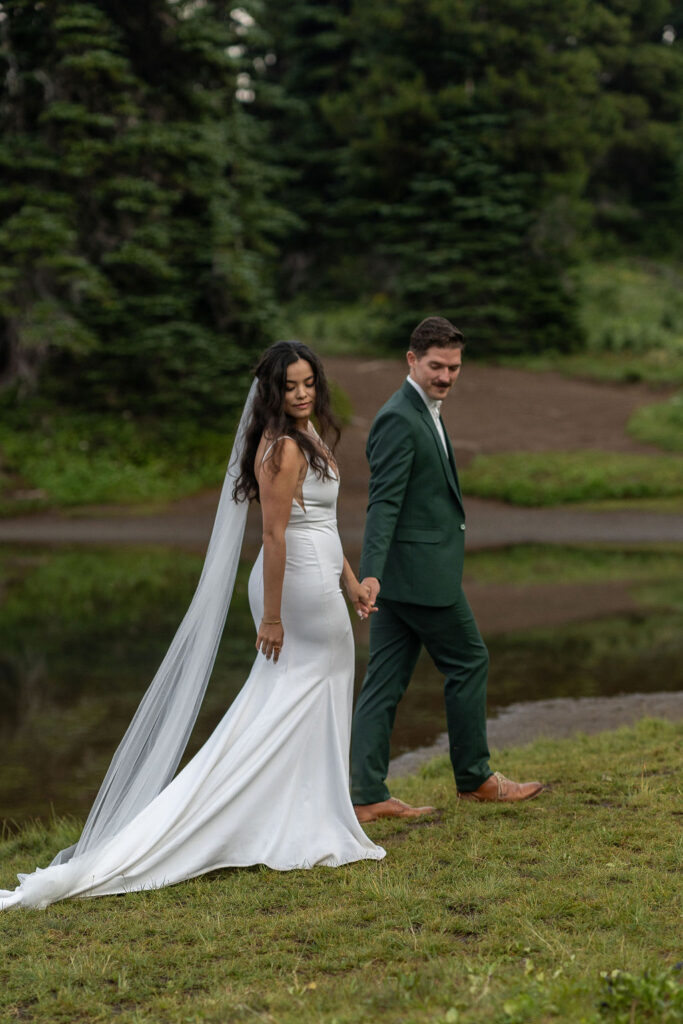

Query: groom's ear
<box><xmin>406</xmin><ymin>350</ymin><xmax>416</xmax><ymax>371</ymax></box>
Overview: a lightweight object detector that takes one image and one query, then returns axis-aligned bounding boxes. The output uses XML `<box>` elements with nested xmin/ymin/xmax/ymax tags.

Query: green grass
<box><xmin>572</xmin><ymin>496</ymin><xmax>683</xmax><ymax>513</ymax></box>
<box><xmin>628</xmin><ymin>393</ymin><xmax>683</xmax><ymax>452</ymax></box>
<box><xmin>503</xmin><ymin>258</ymin><xmax>683</xmax><ymax>386</ymax></box>
<box><xmin>1</xmin><ymin>719</ymin><xmax>681</xmax><ymax>1023</ymax></box>
<box><xmin>0</xmin><ymin>384</ymin><xmax>352</xmax><ymax>514</ymax></box>
<box><xmin>0</xmin><ymin>407</ymin><xmax>234</xmax><ymax>511</ymax></box>
<box><xmin>279</xmin><ymin>298</ymin><xmax>394</xmax><ymax>356</ymax></box>
<box><xmin>464</xmin><ymin>543</ymin><xmax>683</xmax><ymax>587</ymax></box>
<box><xmin>460</xmin><ymin>451</ymin><xmax>683</xmax><ymax>506</ymax></box>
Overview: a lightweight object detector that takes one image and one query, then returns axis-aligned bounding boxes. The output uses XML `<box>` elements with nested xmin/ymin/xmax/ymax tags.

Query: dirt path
<box><xmin>2</xmin><ymin>359</ymin><xmax>679</xmax><ymax>553</ymax></box>
<box><xmin>328</xmin><ymin>357</ymin><xmax>668</xmax><ymax>466</ymax></box>
<box><xmin>327</xmin><ymin>357</ymin><xmax>681</xmax><ymax>539</ymax></box>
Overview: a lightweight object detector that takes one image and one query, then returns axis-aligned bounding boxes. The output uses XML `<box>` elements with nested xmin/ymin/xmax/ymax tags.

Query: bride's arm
<box><xmin>341</xmin><ymin>557</ymin><xmax>377</xmax><ymax>621</ymax></box>
<box><xmin>257</xmin><ymin>439</ymin><xmax>305</xmax><ymax>662</ymax></box>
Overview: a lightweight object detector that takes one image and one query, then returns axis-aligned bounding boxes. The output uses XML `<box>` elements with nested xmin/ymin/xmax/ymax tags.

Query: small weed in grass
<box><xmin>460</xmin><ymin>450</ymin><xmax>683</xmax><ymax>506</ymax></box>
<box><xmin>599</xmin><ymin>966</ymin><xmax>683</xmax><ymax>1023</ymax></box>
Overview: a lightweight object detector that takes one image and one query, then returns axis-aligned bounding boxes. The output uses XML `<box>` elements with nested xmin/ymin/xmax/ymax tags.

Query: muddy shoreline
<box><xmin>388</xmin><ymin>691</ymin><xmax>683</xmax><ymax>779</ymax></box>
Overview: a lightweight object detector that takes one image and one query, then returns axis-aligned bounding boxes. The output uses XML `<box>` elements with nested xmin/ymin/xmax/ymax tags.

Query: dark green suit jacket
<box><xmin>359</xmin><ymin>380</ymin><xmax>466</xmax><ymax>606</ymax></box>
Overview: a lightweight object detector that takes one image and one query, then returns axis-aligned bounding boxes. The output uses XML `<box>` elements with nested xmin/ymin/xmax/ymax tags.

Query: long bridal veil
<box><xmin>48</xmin><ymin>380</ymin><xmax>258</xmax><ymax>866</ymax></box>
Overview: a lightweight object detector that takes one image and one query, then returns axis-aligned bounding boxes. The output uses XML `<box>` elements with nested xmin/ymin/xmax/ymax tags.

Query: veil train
<box><xmin>48</xmin><ymin>380</ymin><xmax>258</xmax><ymax>865</ymax></box>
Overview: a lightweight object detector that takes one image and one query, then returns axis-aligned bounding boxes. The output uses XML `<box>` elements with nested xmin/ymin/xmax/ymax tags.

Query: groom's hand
<box><xmin>360</xmin><ymin>577</ymin><xmax>380</xmax><ymax>608</ymax></box>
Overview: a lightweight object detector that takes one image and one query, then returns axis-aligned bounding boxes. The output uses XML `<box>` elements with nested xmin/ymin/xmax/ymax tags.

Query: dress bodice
<box><xmin>288</xmin><ymin>464</ymin><xmax>339</xmax><ymax>527</ymax></box>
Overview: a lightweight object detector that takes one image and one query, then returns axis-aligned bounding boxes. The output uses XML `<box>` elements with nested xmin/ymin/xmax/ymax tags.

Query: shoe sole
<box><xmin>355</xmin><ymin>808</ymin><xmax>436</xmax><ymax>823</ymax></box>
<box><xmin>458</xmin><ymin>785</ymin><xmax>544</xmax><ymax>803</ymax></box>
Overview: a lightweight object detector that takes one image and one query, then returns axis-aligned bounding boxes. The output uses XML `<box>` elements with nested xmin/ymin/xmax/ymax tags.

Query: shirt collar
<box><xmin>406</xmin><ymin>375</ymin><xmax>442</xmax><ymax>415</ymax></box>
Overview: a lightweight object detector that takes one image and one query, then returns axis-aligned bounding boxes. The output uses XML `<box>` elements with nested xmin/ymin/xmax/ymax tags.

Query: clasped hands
<box><xmin>345</xmin><ymin>576</ymin><xmax>380</xmax><ymax>621</ymax></box>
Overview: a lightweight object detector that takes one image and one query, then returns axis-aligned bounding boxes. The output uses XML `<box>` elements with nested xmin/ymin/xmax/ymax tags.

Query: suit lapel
<box><xmin>442</xmin><ymin>420</ymin><xmax>464</xmax><ymax>510</ymax></box>
<box><xmin>401</xmin><ymin>382</ymin><xmax>465</xmax><ymax>515</ymax></box>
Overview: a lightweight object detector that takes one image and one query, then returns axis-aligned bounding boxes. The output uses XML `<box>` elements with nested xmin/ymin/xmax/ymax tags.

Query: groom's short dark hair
<box><xmin>409</xmin><ymin>316</ymin><xmax>465</xmax><ymax>356</ymax></box>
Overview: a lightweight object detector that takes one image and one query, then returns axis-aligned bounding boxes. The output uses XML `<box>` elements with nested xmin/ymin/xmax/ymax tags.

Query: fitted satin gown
<box><xmin>0</xmin><ymin>463</ymin><xmax>385</xmax><ymax>909</ymax></box>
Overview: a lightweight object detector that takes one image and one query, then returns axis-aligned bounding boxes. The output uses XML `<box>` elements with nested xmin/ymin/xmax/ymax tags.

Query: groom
<box><xmin>351</xmin><ymin>316</ymin><xmax>543</xmax><ymax>821</ymax></box>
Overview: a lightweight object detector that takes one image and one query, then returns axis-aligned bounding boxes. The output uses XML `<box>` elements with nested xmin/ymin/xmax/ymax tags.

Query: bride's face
<box><xmin>283</xmin><ymin>359</ymin><xmax>316</xmax><ymax>424</ymax></box>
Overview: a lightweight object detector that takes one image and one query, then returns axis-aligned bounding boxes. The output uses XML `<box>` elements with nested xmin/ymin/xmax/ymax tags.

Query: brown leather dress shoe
<box><xmin>354</xmin><ymin>797</ymin><xmax>436</xmax><ymax>823</ymax></box>
<box><xmin>458</xmin><ymin>771</ymin><xmax>544</xmax><ymax>803</ymax></box>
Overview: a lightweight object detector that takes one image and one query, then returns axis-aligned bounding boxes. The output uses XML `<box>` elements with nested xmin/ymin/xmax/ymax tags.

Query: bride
<box><xmin>0</xmin><ymin>341</ymin><xmax>385</xmax><ymax>910</ymax></box>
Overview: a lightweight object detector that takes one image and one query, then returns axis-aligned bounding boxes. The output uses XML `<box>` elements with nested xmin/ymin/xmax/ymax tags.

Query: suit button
<box><xmin>460</xmin><ymin>523</ymin><xmax>466</xmax><ymax>531</ymax></box>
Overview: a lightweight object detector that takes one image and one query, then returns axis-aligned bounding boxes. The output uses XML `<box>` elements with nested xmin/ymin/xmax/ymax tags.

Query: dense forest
<box><xmin>1</xmin><ymin>0</ymin><xmax>682</xmax><ymax>421</ymax></box>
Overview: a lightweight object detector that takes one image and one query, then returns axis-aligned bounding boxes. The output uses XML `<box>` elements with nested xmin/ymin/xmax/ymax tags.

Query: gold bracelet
<box><xmin>262</xmin><ymin>617</ymin><xmax>281</xmax><ymax>624</ymax></box>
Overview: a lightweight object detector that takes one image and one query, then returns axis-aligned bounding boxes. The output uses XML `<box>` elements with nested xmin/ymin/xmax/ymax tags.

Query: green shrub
<box><xmin>628</xmin><ymin>394</ymin><xmax>683</xmax><ymax>452</ymax></box>
<box><xmin>0</xmin><ymin>379</ymin><xmax>355</xmax><ymax>510</ymax></box>
<box><xmin>577</xmin><ymin>260</ymin><xmax>683</xmax><ymax>357</ymax></box>
<box><xmin>503</xmin><ymin>259</ymin><xmax>683</xmax><ymax>385</ymax></box>
<box><xmin>0</xmin><ymin>407</ymin><xmax>233</xmax><ymax>508</ymax></box>
<box><xmin>599</xmin><ymin>967</ymin><xmax>683</xmax><ymax>1023</ymax></box>
<box><xmin>280</xmin><ymin>299</ymin><xmax>393</xmax><ymax>357</ymax></box>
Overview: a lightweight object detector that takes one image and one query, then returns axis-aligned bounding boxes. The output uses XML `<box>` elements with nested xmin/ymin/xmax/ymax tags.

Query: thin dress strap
<box><xmin>260</xmin><ymin>435</ymin><xmax>291</xmax><ymax>465</ymax></box>
<box><xmin>308</xmin><ymin>425</ymin><xmax>337</xmax><ymax>475</ymax></box>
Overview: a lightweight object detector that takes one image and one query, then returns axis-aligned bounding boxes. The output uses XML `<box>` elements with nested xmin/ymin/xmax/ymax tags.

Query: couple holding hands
<box><xmin>1</xmin><ymin>316</ymin><xmax>542</xmax><ymax>911</ymax></box>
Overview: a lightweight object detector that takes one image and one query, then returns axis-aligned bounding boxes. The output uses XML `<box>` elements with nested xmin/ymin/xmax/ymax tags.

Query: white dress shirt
<box><xmin>406</xmin><ymin>376</ymin><xmax>448</xmax><ymax>454</ymax></box>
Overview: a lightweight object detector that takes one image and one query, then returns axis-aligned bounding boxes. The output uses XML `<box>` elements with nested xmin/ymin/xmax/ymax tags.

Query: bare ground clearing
<box><xmin>2</xmin><ymin>360</ymin><xmax>680</xmax><ymax>560</ymax></box>
<box><xmin>327</xmin><ymin>357</ymin><xmax>680</xmax><ymax>540</ymax></box>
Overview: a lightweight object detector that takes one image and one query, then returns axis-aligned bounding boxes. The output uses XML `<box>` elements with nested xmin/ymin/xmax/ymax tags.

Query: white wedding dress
<box><xmin>0</xmin><ymin>462</ymin><xmax>385</xmax><ymax>909</ymax></box>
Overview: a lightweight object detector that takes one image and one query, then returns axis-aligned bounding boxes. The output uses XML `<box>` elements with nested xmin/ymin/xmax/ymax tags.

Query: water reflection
<box><xmin>1</xmin><ymin>544</ymin><xmax>681</xmax><ymax>827</ymax></box>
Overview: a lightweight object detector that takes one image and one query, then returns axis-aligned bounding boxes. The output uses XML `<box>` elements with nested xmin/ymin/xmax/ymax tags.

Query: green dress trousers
<box><xmin>350</xmin><ymin>590</ymin><xmax>491</xmax><ymax>802</ymax></box>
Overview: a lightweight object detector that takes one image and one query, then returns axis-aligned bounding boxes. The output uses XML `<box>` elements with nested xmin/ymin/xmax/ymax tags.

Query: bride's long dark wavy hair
<box><xmin>232</xmin><ymin>341</ymin><xmax>341</xmax><ymax>503</ymax></box>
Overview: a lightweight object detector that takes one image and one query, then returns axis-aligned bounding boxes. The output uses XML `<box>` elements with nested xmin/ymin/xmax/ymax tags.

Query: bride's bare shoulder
<box><xmin>256</xmin><ymin>434</ymin><xmax>306</xmax><ymax>481</ymax></box>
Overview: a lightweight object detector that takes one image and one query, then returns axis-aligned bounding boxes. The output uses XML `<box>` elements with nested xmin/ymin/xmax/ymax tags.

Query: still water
<box><xmin>1</xmin><ymin>543</ymin><xmax>681</xmax><ymax>828</ymax></box>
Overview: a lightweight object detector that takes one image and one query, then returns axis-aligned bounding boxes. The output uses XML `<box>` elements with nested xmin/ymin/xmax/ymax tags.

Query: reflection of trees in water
<box><xmin>4</xmin><ymin>545</ymin><xmax>682</xmax><ymax>824</ymax></box>
<box><xmin>385</xmin><ymin>605</ymin><xmax>683</xmax><ymax>756</ymax></box>
<box><xmin>0</xmin><ymin>547</ymin><xmax>256</xmax><ymax>827</ymax></box>
<box><xmin>0</xmin><ymin>655</ymin><xmax>23</xmax><ymax>728</ymax></box>
<box><xmin>486</xmin><ymin>611</ymin><xmax>683</xmax><ymax>706</ymax></box>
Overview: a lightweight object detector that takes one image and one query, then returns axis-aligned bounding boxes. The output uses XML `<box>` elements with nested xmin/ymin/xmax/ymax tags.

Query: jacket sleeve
<box><xmin>359</xmin><ymin>410</ymin><xmax>415</xmax><ymax>583</ymax></box>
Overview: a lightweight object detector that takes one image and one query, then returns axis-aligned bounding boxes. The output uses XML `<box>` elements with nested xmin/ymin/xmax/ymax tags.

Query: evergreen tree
<box><xmin>250</xmin><ymin>1</ymin><xmax>353</xmax><ymax>294</ymax></box>
<box><xmin>328</xmin><ymin>0</ymin><xmax>610</xmax><ymax>350</ymax></box>
<box><xmin>0</xmin><ymin>0</ymin><xmax>280</xmax><ymax>417</ymax></box>
<box><xmin>584</xmin><ymin>1</ymin><xmax>683</xmax><ymax>254</ymax></box>
<box><xmin>256</xmin><ymin>0</ymin><xmax>683</xmax><ymax>351</ymax></box>
<box><xmin>258</xmin><ymin>0</ymin><xmax>603</xmax><ymax>351</ymax></box>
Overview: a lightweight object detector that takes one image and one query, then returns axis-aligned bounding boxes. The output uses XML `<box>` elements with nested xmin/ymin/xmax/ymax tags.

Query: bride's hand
<box><xmin>256</xmin><ymin>619</ymin><xmax>284</xmax><ymax>662</ymax></box>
